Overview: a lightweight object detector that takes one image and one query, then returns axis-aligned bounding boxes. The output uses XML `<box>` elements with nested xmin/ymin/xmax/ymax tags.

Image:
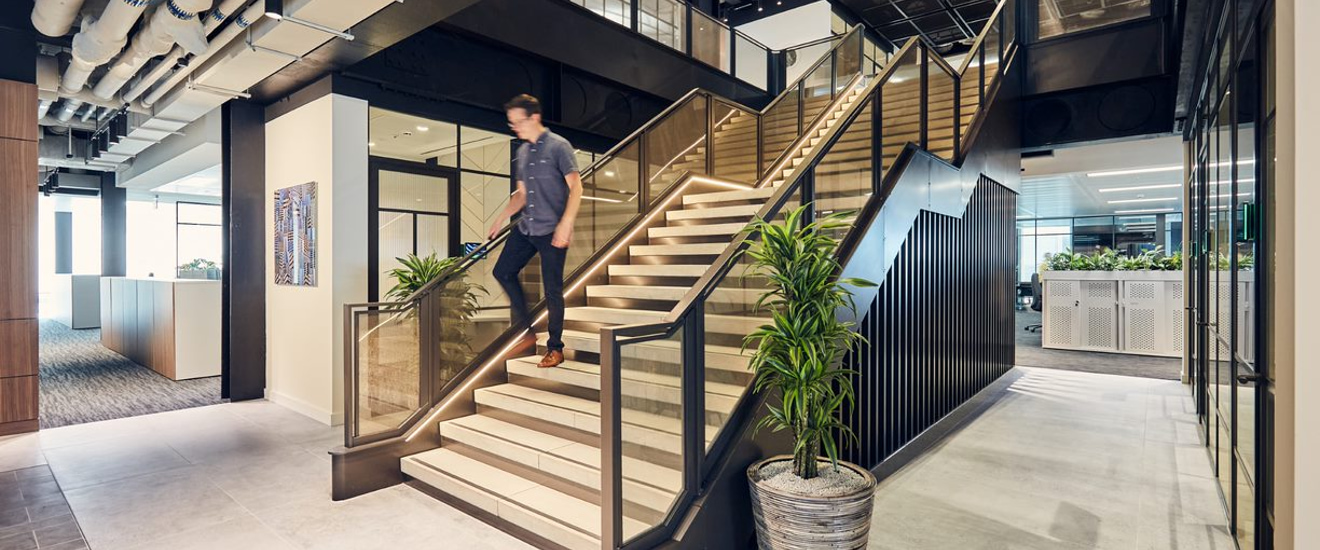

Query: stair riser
<box><xmin>441</xmin><ymin>429</ymin><xmax>674</xmax><ymax>522</ymax></box>
<box><xmin>474</xmin><ymin>402</ymin><xmax>685</xmax><ymax>471</ymax></box>
<box><xmin>401</xmin><ymin>464</ymin><xmax>594</xmax><ymax>550</ymax></box>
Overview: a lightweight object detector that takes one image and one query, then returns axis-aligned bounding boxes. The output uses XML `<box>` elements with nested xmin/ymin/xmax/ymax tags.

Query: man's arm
<box><xmin>552</xmin><ymin>172</ymin><xmax>583</xmax><ymax>249</ymax></box>
<box><xmin>489</xmin><ymin>182</ymin><xmax>527</xmax><ymax>239</ymax></box>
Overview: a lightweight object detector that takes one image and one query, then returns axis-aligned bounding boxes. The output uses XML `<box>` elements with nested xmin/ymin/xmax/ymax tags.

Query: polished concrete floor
<box><xmin>870</xmin><ymin>367</ymin><xmax>1235</xmax><ymax>549</ymax></box>
<box><xmin>0</xmin><ymin>368</ymin><xmax>1231</xmax><ymax>549</ymax></box>
<box><xmin>0</xmin><ymin>400</ymin><xmax>533</xmax><ymax>550</ymax></box>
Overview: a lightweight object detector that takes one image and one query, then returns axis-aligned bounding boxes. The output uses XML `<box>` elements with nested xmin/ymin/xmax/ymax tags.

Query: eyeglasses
<box><xmin>507</xmin><ymin>117</ymin><xmax>532</xmax><ymax>129</ymax></box>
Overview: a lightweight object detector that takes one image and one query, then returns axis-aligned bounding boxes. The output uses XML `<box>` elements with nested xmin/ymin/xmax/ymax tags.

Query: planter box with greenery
<box><xmin>739</xmin><ymin>206</ymin><xmax>878</xmax><ymax>550</ymax></box>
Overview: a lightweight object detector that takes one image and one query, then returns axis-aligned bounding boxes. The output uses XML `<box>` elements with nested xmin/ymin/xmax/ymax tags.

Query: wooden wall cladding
<box><xmin>0</xmin><ymin>80</ymin><xmax>37</xmax><ymax>142</ymax></box>
<box><xmin>0</xmin><ymin>376</ymin><xmax>38</xmax><ymax>425</ymax></box>
<box><xmin>0</xmin><ymin>78</ymin><xmax>38</xmax><ymax>435</ymax></box>
<box><xmin>0</xmin><ymin>319</ymin><xmax>38</xmax><ymax>378</ymax></box>
<box><xmin>0</xmin><ymin>139</ymin><xmax>37</xmax><ymax>321</ymax></box>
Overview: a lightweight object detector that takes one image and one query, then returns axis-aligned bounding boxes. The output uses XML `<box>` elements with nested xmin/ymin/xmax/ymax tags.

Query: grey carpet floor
<box><xmin>39</xmin><ymin>321</ymin><xmax>221</xmax><ymax>429</ymax></box>
<box><xmin>1015</xmin><ymin>310</ymin><xmax>1182</xmax><ymax>380</ymax></box>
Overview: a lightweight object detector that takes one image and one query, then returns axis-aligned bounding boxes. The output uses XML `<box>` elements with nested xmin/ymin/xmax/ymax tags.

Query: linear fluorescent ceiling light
<box><xmin>1087</xmin><ymin>166</ymin><xmax>1182</xmax><ymax>178</ymax></box>
<box><xmin>1115</xmin><ymin>208</ymin><xmax>1176</xmax><ymax>214</ymax></box>
<box><xmin>1107</xmin><ymin>197</ymin><xmax>1178</xmax><ymax>204</ymax></box>
<box><xmin>1097</xmin><ymin>183</ymin><xmax>1181</xmax><ymax>193</ymax></box>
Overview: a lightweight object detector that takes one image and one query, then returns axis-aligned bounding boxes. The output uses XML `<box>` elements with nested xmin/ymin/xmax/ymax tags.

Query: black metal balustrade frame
<box><xmin>339</xmin><ymin>25</ymin><xmax>871</xmax><ymax>452</ymax></box>
<box><xmin>597</xmin><ymin>1</ymin><xmax>1017</xmax><ymax>546</ymax></box>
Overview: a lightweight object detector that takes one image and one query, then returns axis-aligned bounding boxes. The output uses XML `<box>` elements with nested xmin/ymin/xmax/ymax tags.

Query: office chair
<box><xmin>1025</xmin><ymin>273</ymin><xmax>1043</xmax><ymax>333</ymax></box>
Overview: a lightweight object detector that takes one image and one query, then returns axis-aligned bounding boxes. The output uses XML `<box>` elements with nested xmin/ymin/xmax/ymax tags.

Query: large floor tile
<box><xmin>125</xmin><ymin>514</ymin><xmax>295</xmax><ymax>550</ymax></box>
<box><xmin>871</xmin><ymin>367</ymin><xmax>1231</xmax><ymax>549</ymax></box>
<box><xmin>43</xmin><ymin>432</ymin><xmax>191</xmax><ymax>491</ymax></box>
<box><xmin>255</xmin><ymin>484</ymin><xmax>535</xmax><ymax>550</ymax></box>
<box><xmin>199</xmin><ymin>449</ymin><xmax>331</xmax><ymax>514</ymax></box>
<box><xmin>62</xmin><ymin>467</ymin><xmax>250</xmax><ymax>550</ymax></box>
<box><xmin>0</xmin><ymin>435</ymin><xmax>45</xmax><ymax>473</ymax></box>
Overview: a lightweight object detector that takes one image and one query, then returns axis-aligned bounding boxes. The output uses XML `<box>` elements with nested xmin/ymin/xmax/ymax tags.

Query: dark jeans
<box><xmin>492</xmin><ymin>230</ymin><xmax>567</xmax><ymax>351</ymax></box>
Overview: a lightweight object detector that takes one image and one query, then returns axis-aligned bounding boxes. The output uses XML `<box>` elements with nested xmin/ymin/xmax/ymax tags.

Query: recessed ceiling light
<box><xmin>1087</xmin><ymin>165</ymin><xmax>1182</xmax><ymax>178</ymax></box>
<box><xmin>1097</xmin><ymin>183</ymin><xmax>1181</xmax><ymax>193</ymax></box>
<box><xmin>416</xmin><ymin>125</ymin><xmax>429</xmax><ymax>132</ymax></box>
<box><xmin>1107</xmin><ymin>197</ymin><xmax>1178</xmax><ymax>204</ymax></box>
<box><xmin>604</xmin><ymin>170</ymin><xmax>616</xmax><ymax>177</ymax></box>
<box><xmin>368</xmin><ymin>142</ymin><xmax>375</xmax><ymax>147</ymax></box>
<box><xmin>1115</xmin><ymin>208</ymin><xmax>1176</xmax><ymax>214</ymax></box>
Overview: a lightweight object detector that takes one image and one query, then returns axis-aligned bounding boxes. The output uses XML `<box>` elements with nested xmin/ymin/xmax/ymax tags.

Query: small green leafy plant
<box><xmin>385</xmin><ymin>253</ymin><xmax>488</xmax><ymax>367</ymax></box>
<box><xmin>1044</xmin><ymin>246</ymin><xmax>1185</xmax><ymax>271</ymax></box>
<box><xmin>739</xmin><ymin>205</ymin><xmax>875</xmax><ymax>480</ymax></box>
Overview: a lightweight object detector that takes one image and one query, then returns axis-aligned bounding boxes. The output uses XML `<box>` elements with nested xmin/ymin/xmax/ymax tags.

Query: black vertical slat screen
<box><xmin>842</xmin><ymin>175</ymin><xmax>1017</xmax><ymax>469</ymax></box>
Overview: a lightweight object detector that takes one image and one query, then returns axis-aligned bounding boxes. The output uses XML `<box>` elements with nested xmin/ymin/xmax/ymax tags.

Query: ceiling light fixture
<box><xmin>1097</xmin><ymin>183</ymin><xmax>1181</xmax><ymax>193</ymax></box>
<box><xmin>1086</xmin><ymin>165</ymin><xmax>1182</xmax><ymax>178</ymax></box>
<box><xmin>1114</xmin><ymin>208</ymin><xmax>1176</xmax><ymax>214</ymax></box>
<box><xmin>263</xmin><ymin>0</ymin><xmax>355</xmax><ymax>40</ymax></box>
<box><xmin>1107</xmin><ymin>197</ymin><xmax>1179</xmax><ymax>204</ymax></box>
<box><xmin>368</xmin><ymin>141</ymin><xmax>375</xmax><ymax>147</ymax></box>
<box><xmin>416</xmin><ymin>125</ymin><xmax>429</xmax><ymax>132</ymax></box>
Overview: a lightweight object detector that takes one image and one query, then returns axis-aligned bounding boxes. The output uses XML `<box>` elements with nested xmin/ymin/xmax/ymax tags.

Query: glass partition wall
<box><xmin>1016</xmin><ymin>213</ymin><xmax>1182</xmax><ymax>283</ymax></box>
<box><xmin>1185</xmin><ymin>1</ymin><xmax>1271</xmax><ymax>547</ymax></box>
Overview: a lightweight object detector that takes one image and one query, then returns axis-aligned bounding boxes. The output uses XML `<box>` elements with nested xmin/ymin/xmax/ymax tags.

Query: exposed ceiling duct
<box><xmin>31</xmin><ymin>0</ymin><xmax>87</xmax><ymax>38</ymax></box>
<box><xmin>90</xmin><ymin>0</ymin><xmax>213</xmax><ymax>102</ymax></box>
<box><xmin>53</xmin><ymin>0</ymin><xmax>157</xmax><ymax>122</ymax></box>
<box><xmin>30</xmin><ymin>0</ymin><xmax>399</xmax><ymax>183</ymax></box>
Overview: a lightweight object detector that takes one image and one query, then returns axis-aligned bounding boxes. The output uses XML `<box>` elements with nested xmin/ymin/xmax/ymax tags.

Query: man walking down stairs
<box><xmin>491</xmin><ymin>94</ymin><xmax>585</xmax><ymax>369</ymax></box>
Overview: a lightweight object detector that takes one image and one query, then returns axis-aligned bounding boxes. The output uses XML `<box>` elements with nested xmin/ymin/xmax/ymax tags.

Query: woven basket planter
<box><xmin>747</xmin><ymin>456</ymin><xmax>877</xmax><ymax>549</ymax></box>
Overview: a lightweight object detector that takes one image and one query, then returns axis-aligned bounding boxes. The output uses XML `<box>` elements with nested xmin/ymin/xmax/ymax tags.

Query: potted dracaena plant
<box><xmin>739</xmin><ymin>205</ymin><xmax>878</xmax><ymax>549</ymax></box>
<box><xmin>385</xmin><ymin>253</ymin><xmax>487</xmax><ymax>376</ymax></box>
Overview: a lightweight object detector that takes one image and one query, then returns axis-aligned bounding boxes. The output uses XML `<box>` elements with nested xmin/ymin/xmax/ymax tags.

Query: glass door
<box><xmin>1187</xmin><ymin>4</ymin><xmax>1272</xmax><ymax>546</ymax></box>
<box><xmin>369</xmin><ymin>157</ymin><xmax>461</xmax><ymax>302</ymax></box>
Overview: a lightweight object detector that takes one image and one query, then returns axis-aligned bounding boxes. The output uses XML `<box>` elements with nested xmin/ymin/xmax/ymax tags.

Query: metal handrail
<box><xmin>957</xmin><ymin>0</ymin><xmax>1009</xmax><ymax>75</ymax></box>
<box><xmin>760</xmin><ymin>25</ymin><xmax>863</xmax><ymax>114</ymax></box>
<box><xmin>599</xmin><ymin>1</ymin><xmax>1020</xmax><ymax>538</ymax></box>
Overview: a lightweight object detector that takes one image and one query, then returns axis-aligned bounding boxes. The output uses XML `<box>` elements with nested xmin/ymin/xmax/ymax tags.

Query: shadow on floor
<box><xmin>1015</xmin><ymin>310</ymin><xmax>1182</xmax><ymax>380</ymax></box>
<box><xmin>38</xmin><ymin>321</ymin><xmax>221</xmax><ymax>429</ymax></box>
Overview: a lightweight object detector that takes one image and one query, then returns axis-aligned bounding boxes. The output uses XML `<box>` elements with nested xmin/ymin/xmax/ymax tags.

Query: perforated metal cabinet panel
<box><xmin>1079</xmin><ymin>281</ymin><xmax>1119</xmax><ymax>351</ymax></box>
<box><xmin>1122</xmin><ymin>280</ymin><xmax>1162</xmax><ymax>354</ymax></box>
<box><xmin>1042</xmin><ymin>280</ymin><xmax>1081</xmax><ymax>349</ymax></box>
<box><xmin>1168</xmin><ymin>281</ymin><xmax>1185</xmax><ymax>355</ymax></box>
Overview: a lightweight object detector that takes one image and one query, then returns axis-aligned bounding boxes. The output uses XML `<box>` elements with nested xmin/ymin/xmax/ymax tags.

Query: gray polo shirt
<box><xmin>514</xmin><ymin>130</ymin><xmax>578</xmax><ymax>237</ymax></box>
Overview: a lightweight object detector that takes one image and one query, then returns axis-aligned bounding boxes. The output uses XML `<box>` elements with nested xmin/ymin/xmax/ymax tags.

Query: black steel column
<box><xmin>100</xmin><ymin>172</ymin><xmax>126</xmax><ymax>276</ymax></box>
<box><xmin>221</xmin><ymin>101</ymin><xmax>267</xmax><ymax>401</ymax></box>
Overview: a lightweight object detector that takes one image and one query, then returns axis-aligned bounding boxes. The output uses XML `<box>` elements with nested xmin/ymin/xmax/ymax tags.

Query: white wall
<box><xmin>265</xmin><ymin>94</ymin><xmax>369</xmax><ymax>426</ymax></box>
<box><xmin>735</xmin><ymin>1</ymin><xmax>833</xmax><ymax>50</ymax></box>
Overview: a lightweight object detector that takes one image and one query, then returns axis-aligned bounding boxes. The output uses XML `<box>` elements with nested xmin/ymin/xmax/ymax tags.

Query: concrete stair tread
<box><xmin>683</xmin><ymin>186</ymin><xmax>776</xmax><ymax>205</ymax></box>
<box><xmin>586</xmin><ymin>284</ymin><xmax>762</xmax><ymax>303</ymax></box>
<box><xmin>629</xmin><ymin>242</ymin><xmax>729</xmax><ymax>256</ymax></box>
<box><xmin>441</xmin><ymin>414</ymin><xmax>682</xmax><ymax>495</ymax></box>
<box><xmin>508</xmin><ymin>355</ymin><xmax>746</xmax><ymax>400</ymax></box>
<box><xmin>402</xmin><ymin>448</ymin><xmax>648</xmax><ymax>550</ymax></box>
<box><xmin>541</xmin><ymin>330</ymin><xmax>752</xmax><ymax>372</ymax></box>
<box><xmin>648</xmin><ymin>222</ymin><xmax>748</xmax><ymax>238</ymax></box>
<box><xmin>475</xmin><ymin>384</ymin><xmax>720</xmax><ymax>445</ymax></box>
<box><xmin>607</xmin><ymin>263</ymin><xmax>751</xmax><ymax>278</ymax></box>
<box><xmin>565</xmin><ymin>306</ymin><xmax>767</xmax><ymax>333</ymax></box>
<box><xmin>666</xmin><ymin>204</ymin><xmax>762</xmax><ymax>221</ymax></box>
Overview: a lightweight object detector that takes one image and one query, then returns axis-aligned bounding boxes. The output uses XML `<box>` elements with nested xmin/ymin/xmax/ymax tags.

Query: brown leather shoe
<box><xmin>537</xmin><ymin>350</ymin><xmax>564</xmax><ymax>368</ymax></box>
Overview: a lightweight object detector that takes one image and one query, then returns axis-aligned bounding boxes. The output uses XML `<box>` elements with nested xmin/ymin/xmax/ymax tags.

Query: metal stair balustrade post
<box><xmin>920</xmin><ymin>43</ymin><xmax>929</xmax><ymax>151</ymax></box>
<box><xmin>600</xmin><ymin>325</ymin><xmax>623</xmax><ymax>550</ymax></box>
<box><xmin>683</xmin><ymin>304</ymin><xmax>706</xmax><ymax>494</ymax></box>
<box><xmin>706</xmin><ymin>94</ymin><xmax>715</xmax><ymax>176</ymax></box>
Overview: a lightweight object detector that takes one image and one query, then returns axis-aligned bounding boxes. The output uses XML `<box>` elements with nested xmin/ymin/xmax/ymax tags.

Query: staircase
<box><xmin>342</xmin><ymin>8</ymin><xmax>1019</xmax><ymax>548</ymax></box>
<box><xmin>402</xmin><ymin>82</ymin><xmax>871</xmax><ymax>550</ymax></box>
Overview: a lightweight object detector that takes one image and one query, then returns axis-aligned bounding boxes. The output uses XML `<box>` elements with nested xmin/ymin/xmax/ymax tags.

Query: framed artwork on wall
<box><xmin>274</xmin><ymin>182</ymin><xmax>318</xmax><ymax>286</ymax></box>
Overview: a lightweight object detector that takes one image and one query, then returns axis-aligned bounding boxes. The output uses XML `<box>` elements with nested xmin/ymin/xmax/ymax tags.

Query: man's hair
<box><xmin>504</xmin><ymin>94</ymin><xmax>542</xmax><ymax>116</ymax></box>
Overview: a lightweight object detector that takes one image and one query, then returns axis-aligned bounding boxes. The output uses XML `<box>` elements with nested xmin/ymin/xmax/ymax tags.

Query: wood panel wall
<box><xmin>0</xmin><ymin>78</ymin><xmax>39</xmax><ymax>435</ymax></box>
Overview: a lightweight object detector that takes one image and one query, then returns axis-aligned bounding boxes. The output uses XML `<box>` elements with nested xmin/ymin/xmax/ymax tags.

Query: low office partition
<box><xmin>1040</xmin><ymin>270</ymin><xmax>1187</xmax><ymax>358</ymax></box>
